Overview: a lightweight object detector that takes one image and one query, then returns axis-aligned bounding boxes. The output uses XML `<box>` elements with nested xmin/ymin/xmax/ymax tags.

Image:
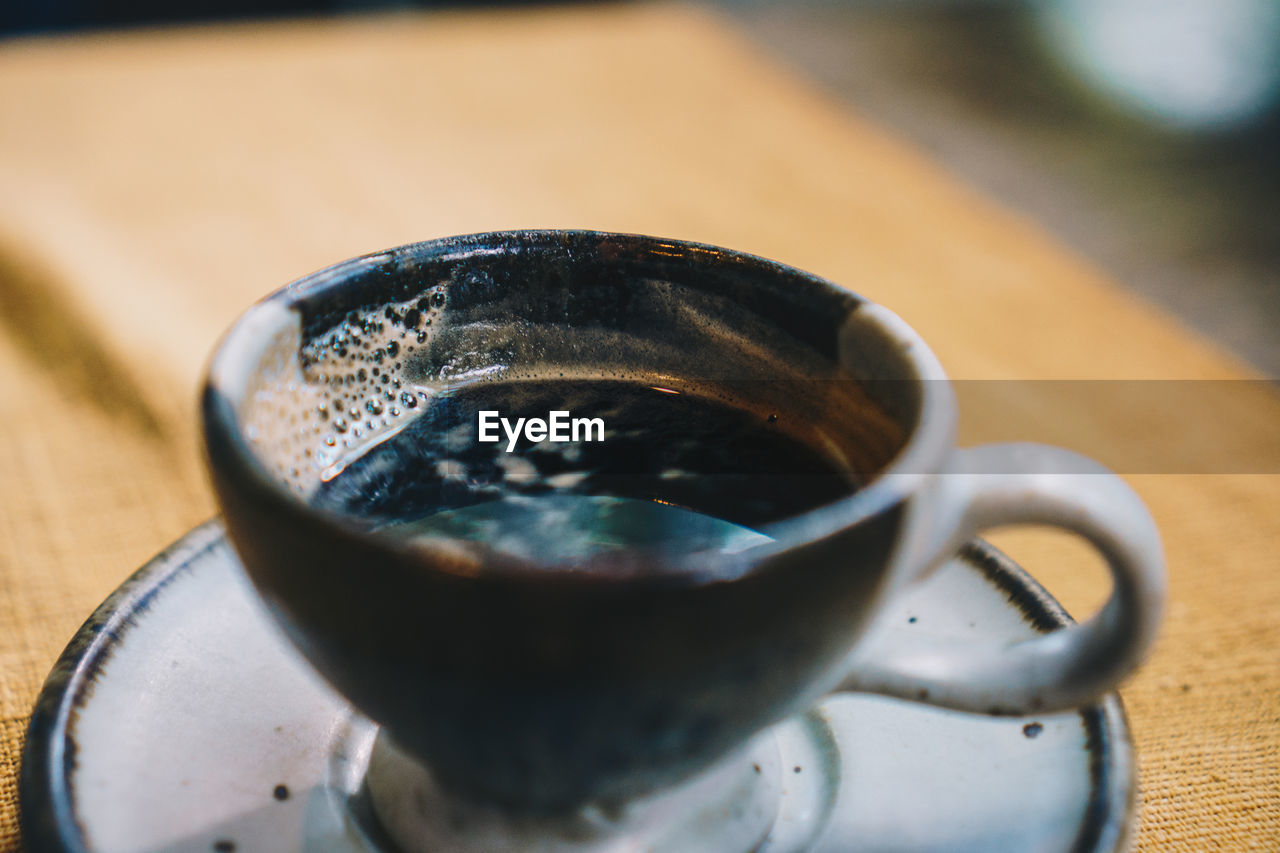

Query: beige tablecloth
<box><xmin>0</xmin><ymin>4</ymin><xmax>1277</xmax><ymax>849</ymax></box>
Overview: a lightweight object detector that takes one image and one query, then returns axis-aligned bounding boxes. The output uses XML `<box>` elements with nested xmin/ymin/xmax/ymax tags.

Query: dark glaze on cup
<box><xmin>203</xmin><ymin>232</ymin><xmax>920</xmax><ymax>812</ymax></box>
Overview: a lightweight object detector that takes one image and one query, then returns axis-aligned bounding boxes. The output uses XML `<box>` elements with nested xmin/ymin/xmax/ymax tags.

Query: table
<box><xmin>1</xmin><ymin>4</ymin><xmax>1276</xmax><ymax>848</ymax></box>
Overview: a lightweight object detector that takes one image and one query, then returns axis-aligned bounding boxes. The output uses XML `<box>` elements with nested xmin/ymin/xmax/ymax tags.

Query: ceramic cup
<box><xmin>202</xmin><ymin>231</ymin><xmax>1164</xmax><ymax>830</ymax></box>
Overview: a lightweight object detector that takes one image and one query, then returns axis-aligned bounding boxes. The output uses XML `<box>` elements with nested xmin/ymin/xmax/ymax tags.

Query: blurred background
<box><xmin>2</xmin><ymin>8</ymin><xmax>1277</xmax><ymax>851</ymax></box>
<box><xmin>3</xmin><ymin>0</ymin><xmax>1278</xmax><ymax>377</ymax></box>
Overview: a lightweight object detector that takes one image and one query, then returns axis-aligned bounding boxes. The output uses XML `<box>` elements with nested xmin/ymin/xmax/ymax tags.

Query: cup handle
<box><xmin>834</xmin><ymin>443</ymin><xmax>1166</xmax><ymax>714</ymax></box>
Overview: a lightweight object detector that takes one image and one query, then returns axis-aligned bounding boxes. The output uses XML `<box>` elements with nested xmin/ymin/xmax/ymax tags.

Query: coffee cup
<box><xmin>201</xmin><ymin>231</ymin><xmax>1164</xmax><ymax>842</ymax></box>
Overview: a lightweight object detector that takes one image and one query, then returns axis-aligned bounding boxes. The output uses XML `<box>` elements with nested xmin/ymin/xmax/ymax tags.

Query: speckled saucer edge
<box><xmin>17</xmin><ymin>520</ymin><xmax>1135</xmax><ymax>853</ymax></box>
<box><xmin>20</xmin><ymin>521</ymin><xmax>228</xmax><ymax>853</ymax></box>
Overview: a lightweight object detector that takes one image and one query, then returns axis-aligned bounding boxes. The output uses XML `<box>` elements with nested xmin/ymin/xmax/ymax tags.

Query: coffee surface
<box><xmin>310</xmin><ymin>378</ymin><xmax>860</xmax><ymax>568</ymax></box>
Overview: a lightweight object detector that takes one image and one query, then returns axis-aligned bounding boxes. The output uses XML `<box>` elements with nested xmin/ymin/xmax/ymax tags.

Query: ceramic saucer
<box><xmin>21</xmin><ymin>521</ymin><xmax>1133</xmax><ymax>852</ymax></box>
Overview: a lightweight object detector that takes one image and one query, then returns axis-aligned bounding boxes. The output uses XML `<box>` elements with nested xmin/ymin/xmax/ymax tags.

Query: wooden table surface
<box><xmin>0</xmin><ymin>4</ymin><xmax>1276</xmax><ymax>849</ymax></box>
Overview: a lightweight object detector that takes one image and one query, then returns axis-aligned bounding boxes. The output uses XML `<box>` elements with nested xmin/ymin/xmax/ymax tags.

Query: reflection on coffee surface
<box><xmin>310</xmin><ymin>379</ymin><xmax>862</xmax><ymax>570</ymax></box>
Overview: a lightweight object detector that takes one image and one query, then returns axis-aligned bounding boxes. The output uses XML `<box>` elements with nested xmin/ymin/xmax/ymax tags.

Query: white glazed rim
<box><xmin>202</xmin><ymin>230</ymin><xmax>958</xmax><ymax>580</ymax></box>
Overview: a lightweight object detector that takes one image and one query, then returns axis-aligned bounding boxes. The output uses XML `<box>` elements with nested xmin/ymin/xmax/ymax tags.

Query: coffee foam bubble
<box><xmin>238</xmin><ymin>286</ymin><xmax>449</xmax><ymax>498</ymax></box>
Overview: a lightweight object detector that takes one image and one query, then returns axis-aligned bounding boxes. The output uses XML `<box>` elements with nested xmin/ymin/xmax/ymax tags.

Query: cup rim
<box><xmin>202</xmin><ymin>230</ymin><xmax>957</xmax><ymax>584</ymax></box>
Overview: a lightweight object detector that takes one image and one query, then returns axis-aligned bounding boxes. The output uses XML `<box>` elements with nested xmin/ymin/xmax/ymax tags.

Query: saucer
<box><xmin>21</xmin><ymin>521</ymin><xmax>1133</xmax><ymax>852</ymax></box>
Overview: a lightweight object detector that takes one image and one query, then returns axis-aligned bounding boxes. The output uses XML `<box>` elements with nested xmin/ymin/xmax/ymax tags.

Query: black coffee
<box><xmin>309</xmin><ymin>378</ymin><xmax>861</xmax><ymax>568</ymax></box>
